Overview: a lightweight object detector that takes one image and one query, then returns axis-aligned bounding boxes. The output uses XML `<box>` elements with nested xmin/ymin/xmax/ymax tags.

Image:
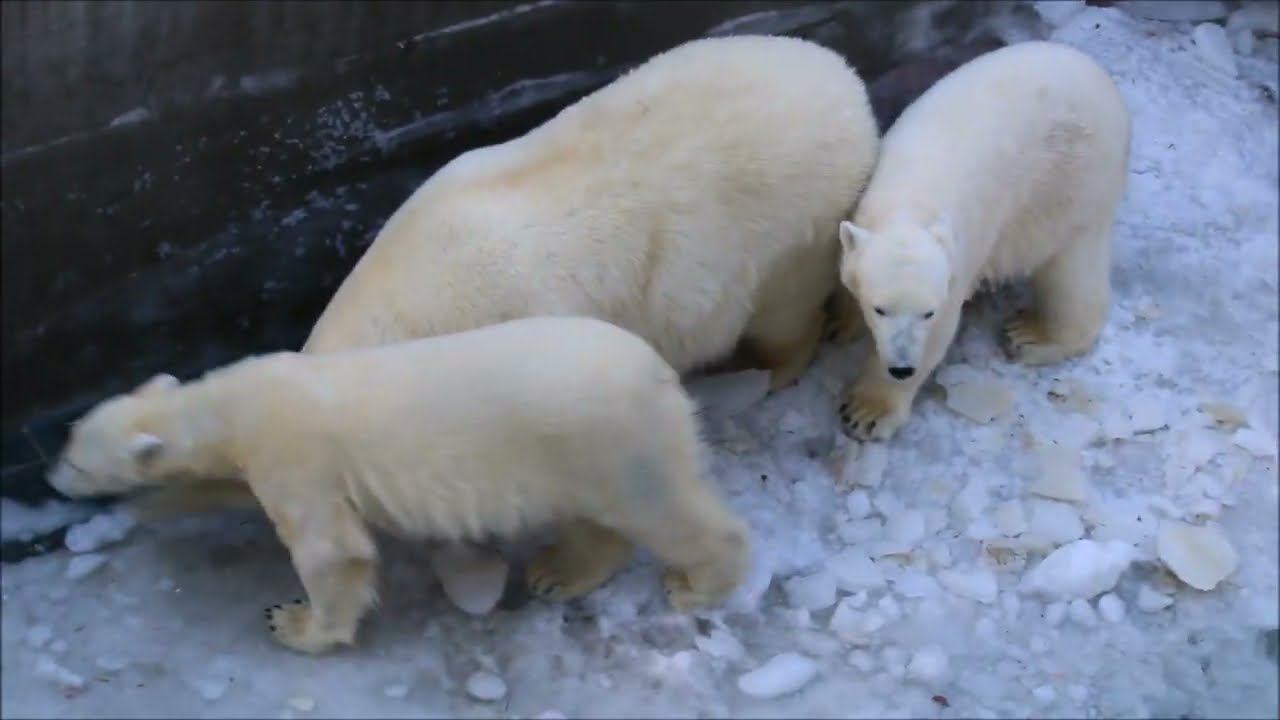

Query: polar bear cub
<box><xmin>48</xmin><ymin>316</ymin><xmax>749</xmax><ymax>654</ymax></box>
<box><xmin>836</xmin><ymin>41</ymin><xmax>1130</xmax><ymax>440</ymax></box>
<box><xmin>305</xmin><ymin>35</ymin><xmax>878</xmax><ymax>391</ymax></box>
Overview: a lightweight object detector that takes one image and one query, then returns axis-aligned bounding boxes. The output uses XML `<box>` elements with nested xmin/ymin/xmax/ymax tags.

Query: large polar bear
<box><xmin>48</xmin><ymin>317</ymin><xmax>749</xmax><ymax>654</ymax></box>
<box><xmin>305</xmin><ymin>34</ymin><xmax>879</xmax><ymax>390</ymax></box>
<box><xmin>836</xmin><ymin>41</ymin><xmax>1130</xmax><ymax>440</ymax></box>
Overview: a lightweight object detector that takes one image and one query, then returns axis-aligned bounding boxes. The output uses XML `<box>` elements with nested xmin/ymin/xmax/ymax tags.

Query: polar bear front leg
<box><xmin>838</xmin><ymin>351</ymin><xmax>917</xmax><ymax>440</ymax></box>
<box><xmin>257</xmin><ymin>488</ymin><xmax>378</xmax><ymax>654</ymax></box>
<box><xmin>527</xmin><ymin>518</ymin><xmax>634</xmax><ymax>601</ymax></box>
<box><xmin>840</xmin><ymin>299</ymin><xmax>964</xmax><ymax>441</ymax></box>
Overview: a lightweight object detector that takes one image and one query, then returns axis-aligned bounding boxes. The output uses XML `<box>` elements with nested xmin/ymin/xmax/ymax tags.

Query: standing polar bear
<box><xmin>48</xmin><ymin>317</ymin><xmax>749</xmax><ymax>654</ymax></box>
<box><xmin>835</xmin><ymin>41</ymin><xmax>1130</xmax><ymax>440</ymax></box>
<box><xmin>306</xmin><ymin>34</ymin><xmax>879</xmax><ymax>390</ymax></box>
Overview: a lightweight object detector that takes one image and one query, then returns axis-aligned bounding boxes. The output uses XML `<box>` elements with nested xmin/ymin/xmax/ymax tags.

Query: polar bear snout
<box><xmin>887</xmin><ymin>366</ymin><xmax>916</xmax><ymax>380</ymax></box>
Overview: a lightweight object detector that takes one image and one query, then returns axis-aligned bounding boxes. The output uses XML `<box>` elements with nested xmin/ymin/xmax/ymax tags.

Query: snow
<box><xmin>62</xmin><ymin>509</ymin><xmax>136</xmax><ymax>553</ymax></box>
<box><xmin>736</xmin><ymin>653</ymin><xmax>818</xmax><ymax>699</ymax></box>
<box><xmin>0</xmin><ymin>498</ymin><xmax>93</xmax><ymax>542</ymax></box>
<box><xmin>2</xmin><ymin>8</ymin><xmax>1278</xmax><ymax>719</ymax></box>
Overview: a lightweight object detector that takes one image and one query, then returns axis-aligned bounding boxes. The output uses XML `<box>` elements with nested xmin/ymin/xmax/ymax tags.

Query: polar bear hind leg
<box><xmin>1004</xmin><ymin>222</ymin><xmax>1112</xmax><ymax>366</ymax></box>
<box><xmin>746</xmin><ymin>301</ymin><xmax>827</xmax><ymax>391</ymax></box>
<box><xmin>614</xmin><ymin>470</ymin><xmax>749</xmax><ymax>612</ymax></box>
<box><xmin>257</xmin><ymin>483</ymin><xmax>379</xmax><ymax>654</ymax></box>
<box><xmin>527</xmin><ymin>518</ymin><xmax>635</xmax><ymax>600</ymax></box>
<box><xmin>822</xmin><ymin>284</ymin><xmax>868</xmax><ymax>344</ymax></box>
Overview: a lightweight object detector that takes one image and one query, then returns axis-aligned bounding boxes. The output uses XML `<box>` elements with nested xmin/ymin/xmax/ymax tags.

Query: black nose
<box><xmin>888</xmin><ymin>366</ymin><xmax>915</xmax><ymax>380</ymax></box>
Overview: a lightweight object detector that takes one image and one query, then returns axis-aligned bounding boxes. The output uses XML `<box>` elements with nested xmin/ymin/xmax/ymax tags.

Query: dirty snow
<box><xmin>2</xmin><ymin>6</ymin><xmax>1278</xmax><ymax>719</ymax></box>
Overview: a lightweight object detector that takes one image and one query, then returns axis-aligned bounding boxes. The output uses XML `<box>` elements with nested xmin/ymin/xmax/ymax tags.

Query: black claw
<box><xmin>268</xmin><ymin>624</ymin><xmax>277</xmax><ymax>631</ymax></box>
<box><xmin>838</xmin><ymin>403</ymin><xmax>848</xmax><ymax>413</ymax></box>
<box><xmin>294</xmin><ymin>597</ymin><xmax>303</xmax><ymax>604</ymax></box>
<box><xmin>866</xmin><ymin>420</ymin><xmax>877</xmax><ymax>432</ymax></box>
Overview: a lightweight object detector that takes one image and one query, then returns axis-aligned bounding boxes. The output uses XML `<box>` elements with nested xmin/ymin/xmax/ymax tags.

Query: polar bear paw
<box><xmin>527</xmin><ymin>549</ymin><xmax>605</xmax><ymax>601</ymax></box>
<box><xmin>838</xmin><ymin>384</ymin><xmax>910</xmax><ymax>441</ymax></box>
<box><xmin>662</xmin><ymin>567</ymin><xmax>734</xmax><ymax>613</ymax></box>
<box><xmin>1003</xmin><ymin>313</ymin><xmax>1072</xmax><ymax>366</ymax></box>
<box><xmin>527</xmin><ymin>525</ymin><xmax>632</xmax><ymax>602</ymax></box>
<box><xmin>264</xmin><ymin>599</ymin><xmax>350</xmax><ymax>655</ymax></box>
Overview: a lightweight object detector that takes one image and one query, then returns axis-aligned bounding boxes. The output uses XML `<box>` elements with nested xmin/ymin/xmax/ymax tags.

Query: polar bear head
<box><xmin>838</xmin><ymin>218</ymin><xmax>953</xmax><ymax>381</ymax></box>
<box><xmin>47</xmin><ymin>373</ymin><xmax>181</xmax><ymax>498</ymax></box>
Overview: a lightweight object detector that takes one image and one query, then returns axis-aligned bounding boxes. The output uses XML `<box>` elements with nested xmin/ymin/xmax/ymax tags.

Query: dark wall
<box><xmin>1</xmin><ymin>0</ymin><xmax>1033</xmax><ymax>505</ymax></box>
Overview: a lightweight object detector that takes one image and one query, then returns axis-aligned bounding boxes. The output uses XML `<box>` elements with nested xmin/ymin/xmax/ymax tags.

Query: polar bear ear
<box><xmin>839</xmin><ymin>221</ymin><xmax>875</xmax><ymax>254</ymax></box>
<box><xmin>134</xmin><ymin>373</ymin><xmax>179</xmax><ymax>396</ymax></box>
<box><xmin>128</xmin><ymin>433</ymin><xmax>165</xmax><ymax>466</ymax></box>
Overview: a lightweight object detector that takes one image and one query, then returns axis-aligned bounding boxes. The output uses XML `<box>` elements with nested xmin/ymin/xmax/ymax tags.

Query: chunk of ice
<box><xmin>1021</xmin><ymin>540</ymin><xmax>1134</xmax><ymax>600</ymax></box>
<box><xmin>784</xmin><ymin>570</ymin><xmax>837</xmax><ymax>611</ymax></box>
<box><xmin>1097</xmin><ymin>592</ymin><xmax>1126</xmax><ymax>623</ymax></box>
<box><xmin>825</xmin><ymin>549</ymin><xmax>885</xmax><ymax>592</ymax></box>
<box><xmin>938</xmin><ymin>566</ymin><xmax>998</xmax><ymax>604</ymax></box>
<box><xmin>1136</xmin><ymin>585</ymin><xmax>1174</xmax><ymax>612</ymax></box>
<box><xmin>944</xmin><ymin>376</ymin><xmax>1015</xmax><ymax>423</ymax></box>
<box><xmin>430</xmin><ymin>543</ymin><xmax>507</xmax><ymax>616</ymax></box>
<box><xmin>1030</xmin><ymin>444</ymin><xmax>1090</xmax><ymax>503</ymax></box>
<box><xmin>65</xmin><ymin>552</ymin><xmax>109</xmax><ymax>581</ymax></box>
<box><xmin>65</xmin><ymin>510</ymin><xmax>136</xmax><ymax>553</ymax></box>
<box><xmin>34</xmin><ymin>655</ymin><xmax>84</xmax><ymax>689</ymax></box>
<box><xmin>1192</xmin><ymin>22</ymin><xmax>1238</xmax><ymax>77</ymax></box>
<box><xmin>465</xmin><ymin>671</ymin><xmax>507</xmax><ymax>702</ymax></box>
<box><xmin>1156</xmin><ymin>521</ymin><xmax>1238</xmax><ymax>591</ymax></box>
<box><xmin>884</xmin><ymin>509</ymin><xmax>926</xmax><ymax>546</ymax></box>
<box><xmin>736</xmin><ymin>653</ymin><xmax>818</xmax><ymax>699</ymax></box>
<box><xmin>907</xmin><ymin>645</ymin><xmax>950</xmax><ymax>683</ymax></box>
<box><xmin>1068</xmin><ymin>598</ymin><xmax>1098</xmax><ymax>627</ymax></box>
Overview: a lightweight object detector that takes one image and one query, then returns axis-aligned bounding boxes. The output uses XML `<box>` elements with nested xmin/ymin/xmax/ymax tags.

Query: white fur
<box><xmin>305</xmin><ymin>35</ymin><xmax>878</xmax><ymax>388</ymax></box>
<box><xmin>837</xmin><ymin>41</ymin><xmax>1130</xmax><ymax>440</ymax></box>
<box><xmin>49</xmin><ymin>317</ymin><xmax>748</xmax><ymax>652</ymax></box>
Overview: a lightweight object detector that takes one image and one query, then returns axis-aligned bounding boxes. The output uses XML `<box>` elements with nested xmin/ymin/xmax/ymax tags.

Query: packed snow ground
<box><xmin>3</xmin><ymin>5</ymin><xmax>1278</xmax><ymax>718</ymax></box>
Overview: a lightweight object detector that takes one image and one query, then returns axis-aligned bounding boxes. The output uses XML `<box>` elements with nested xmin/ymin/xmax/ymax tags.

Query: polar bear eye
<box><xmin>922</xmin><ymin>311</ymin><xmax>935</xmax><ymax>319</ymax></box>
<box><xmin>874</xmin><ymin>307</ymin><xmax>887</xmax><ymax>317</ymax></box>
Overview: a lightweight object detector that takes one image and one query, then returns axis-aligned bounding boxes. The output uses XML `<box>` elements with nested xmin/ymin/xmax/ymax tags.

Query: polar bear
<box><xmin>835</xmin><ymin>41</ymin><xmax>1130</xmax><ymax>440</ymax></box>
<box><xmin>47</xmin><ymin>316</ymin><xmax>749</xmax><ymax>654</ymax></box>
<box><xmin>305</xmin><ymin>34</ymin><xmax>878</xmax><ymax>391</ymax></box>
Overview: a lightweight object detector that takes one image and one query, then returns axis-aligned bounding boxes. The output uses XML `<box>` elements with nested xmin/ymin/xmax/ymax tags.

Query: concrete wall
<box><xmin>0</xmin><ymin>0</ymin><xmax>1035</xmax><ymax>506</ymax></box>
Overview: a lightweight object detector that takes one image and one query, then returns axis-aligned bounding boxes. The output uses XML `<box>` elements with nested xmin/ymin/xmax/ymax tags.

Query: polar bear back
<box><xmin>857</xmin><ymin>41</ymin><xmax>1130</xmax><ymax>284</ymax></box>
<box><xmin>304</xmin><ymin>35</ymin><xmax>878</xmax><ymax>372</ymax></box>
<box><xmin>231</xmin><ymin>317</ymin><xmax>701</xmax><ymax>538</ymax></box>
